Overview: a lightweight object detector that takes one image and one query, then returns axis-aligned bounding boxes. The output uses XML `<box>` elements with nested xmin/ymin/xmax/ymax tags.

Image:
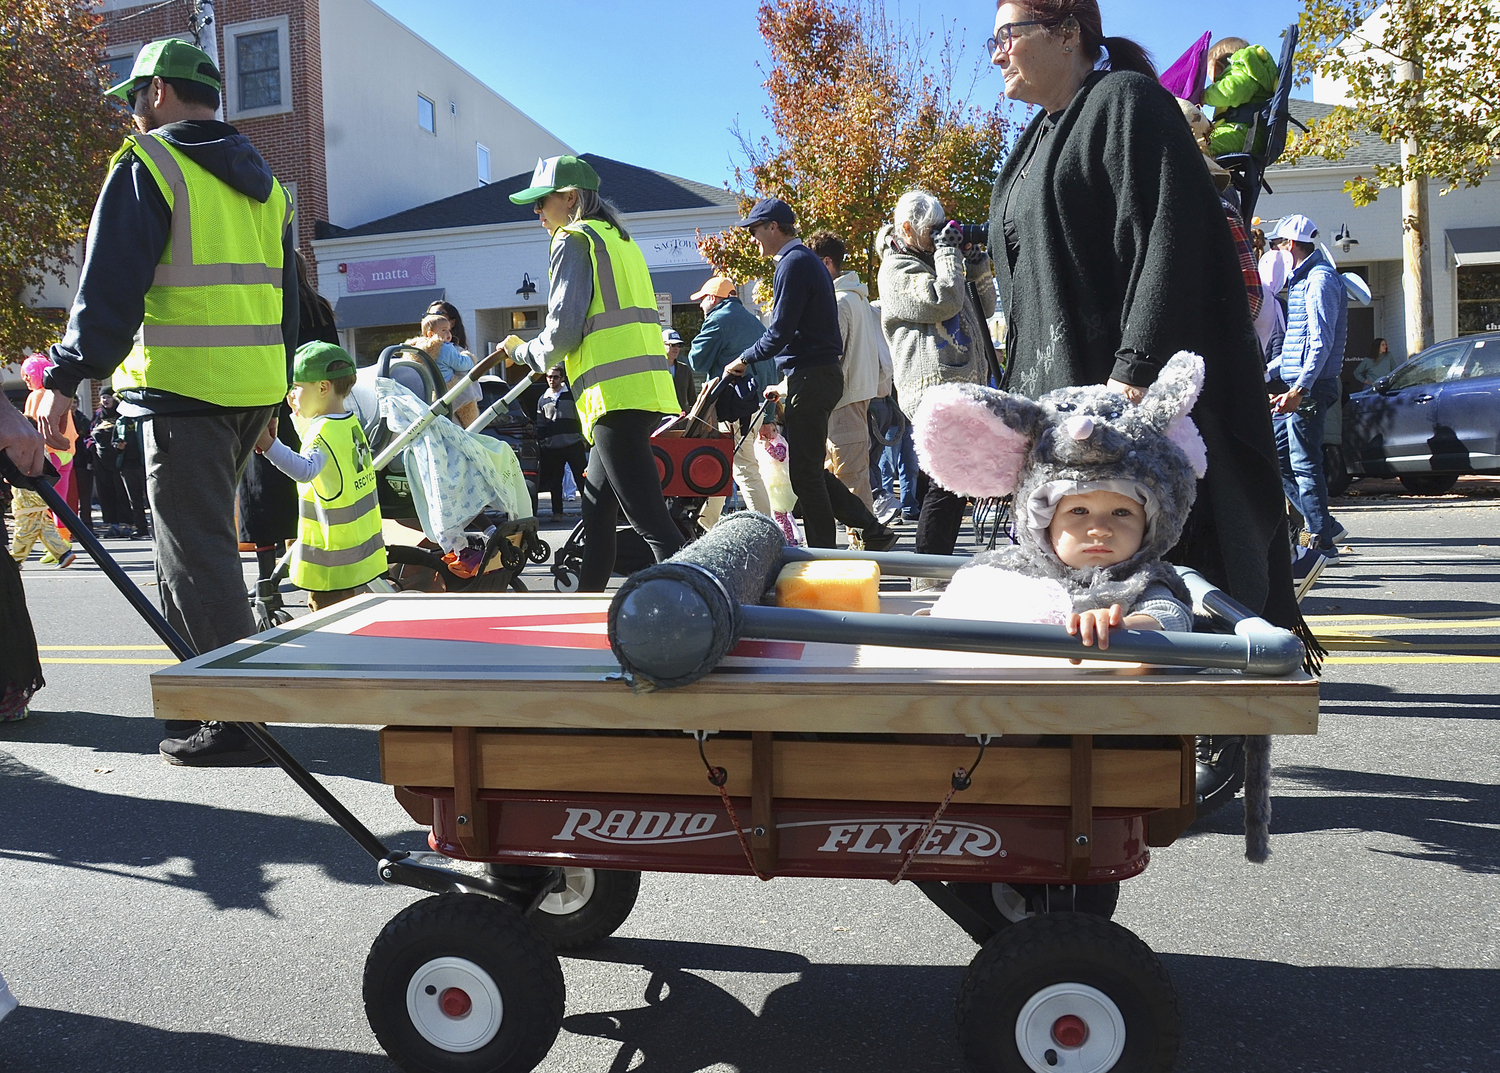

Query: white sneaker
<box><xmin>0</xmin><ymin>972</ymin><xmax>17</xmax><ymax>1023</ymax></box>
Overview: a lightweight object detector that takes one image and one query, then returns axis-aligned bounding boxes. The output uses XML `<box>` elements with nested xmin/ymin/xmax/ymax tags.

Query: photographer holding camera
<box><xmin>877</xmin><ymin>189</ymin><xmax>997</xmax><ymax>565</ymax></box>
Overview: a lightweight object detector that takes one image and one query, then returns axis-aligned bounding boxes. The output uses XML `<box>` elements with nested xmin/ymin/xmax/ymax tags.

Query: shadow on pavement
<box><xmin>552</xmin><ymin>938</ymin><xmax>1498</xmax><ymax>1073</ymax></box>
<box><xmin>0</xmin><ymin>1007</ymin><xmax>388</xmax><ymax>1073</ymax></box>
<box><xmin>0</xmin><ymin>752</ymin><xmax>424</xmax><ymax>912</ymax></box>
<box><xmin>562</xmin><ymin>937</ymin><xmax>963</xmax><ymax>1072</ymax></box>
<box><xmin>0</xmin><ymin>708</ymin><xmax>384</xmax><ymax>781</ymax></box>
<box><xmin>1319</xmin><ymin>681</ymin><xmax>1500</xmax><ymax>721</ymax></box>
<box><xmin>1189</xmin><ymin>765</ymin><xmax>1500</xmax><ymax>875</ymax></box>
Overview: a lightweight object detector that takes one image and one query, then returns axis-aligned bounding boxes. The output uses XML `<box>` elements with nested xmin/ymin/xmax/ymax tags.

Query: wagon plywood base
<box><xmin>150</xmin><ymin>594</ymin><xmax>1319</xmax><ymax>737</ymax></box>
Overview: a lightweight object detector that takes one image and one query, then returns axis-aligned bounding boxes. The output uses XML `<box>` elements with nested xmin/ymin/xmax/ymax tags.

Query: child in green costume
<box><xmin>1203</xmin><ymin>39</ymin><xmax>1279</xmax><ymax>157</ymax></box>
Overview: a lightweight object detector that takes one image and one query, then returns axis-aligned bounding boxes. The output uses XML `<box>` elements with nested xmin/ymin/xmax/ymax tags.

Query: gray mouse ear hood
<box><xmin>913</xmin><ymin>351</ymin><xmax>1209</xmax><ymax>609</ymax></box>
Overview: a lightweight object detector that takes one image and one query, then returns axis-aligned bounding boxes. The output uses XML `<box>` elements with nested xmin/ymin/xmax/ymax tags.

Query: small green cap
<box><xmin>106</xmin><ymin>39</ymin><xmax>222</xmax><ymax>102</ymax></box>
<box><xmin>293</xmin><ymin>341</ymin><xmax>357</xmax><ymax>383</ymax></box>
<box><xmin>509</xmin><ymin>155</ymin><xmax>601</xmax><ymax>204</ymax></box>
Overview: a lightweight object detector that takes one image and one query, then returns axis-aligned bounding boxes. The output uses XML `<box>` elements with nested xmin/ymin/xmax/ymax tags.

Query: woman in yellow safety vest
<box><xmin>507</xmin><ymin>155</ymin><xmax>685</xmax><ymax>591</ymax></box>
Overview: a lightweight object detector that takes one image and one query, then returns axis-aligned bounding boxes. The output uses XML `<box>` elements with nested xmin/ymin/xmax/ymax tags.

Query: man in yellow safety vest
<box><xmin>35</xmin><ymin>39</ymin><xmax>298</xmax><ymax>766</ymax></box>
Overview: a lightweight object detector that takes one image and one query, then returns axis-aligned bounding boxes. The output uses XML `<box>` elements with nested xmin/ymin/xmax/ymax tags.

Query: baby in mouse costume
<box><xmin>912</xmin><ymin>350</ymin><xmax>1274</xmax><ymax>862</ymax></box>
<box><xmin>914</xmin><ymin>350</ymin><xmax>1208</xmax><ymax>641</ymax></box>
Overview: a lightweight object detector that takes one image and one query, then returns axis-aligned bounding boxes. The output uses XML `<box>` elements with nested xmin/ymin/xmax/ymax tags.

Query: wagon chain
<box><xmin>890</xmin><ymin>736</ymin><xmax>992</xmax><ymax>885</ymax></box>
<box><xmin>694</xmin><ymin>731</ymin><xmax>768</xmax><ymax>882</ymax></box>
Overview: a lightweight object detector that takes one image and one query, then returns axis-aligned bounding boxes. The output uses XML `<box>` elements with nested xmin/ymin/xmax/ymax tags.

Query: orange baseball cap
<box><xmin>690</xmin><ymin>276</ymin><xmax>737</xmax><ymax>300</ymax></box>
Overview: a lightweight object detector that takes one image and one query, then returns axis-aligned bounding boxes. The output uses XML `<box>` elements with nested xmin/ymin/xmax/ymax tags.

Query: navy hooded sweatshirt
<box><xmin>45</xmin><ymin>120</ymin><xmax>299</xmax><ymax>417</ymax></box>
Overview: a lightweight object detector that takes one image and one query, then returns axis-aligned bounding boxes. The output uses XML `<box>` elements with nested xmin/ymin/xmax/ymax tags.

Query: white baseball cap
<box><xmin>1271</xmin><ymin>214</ymin><xmax>1318</xmax><ymax>243</ymax></box>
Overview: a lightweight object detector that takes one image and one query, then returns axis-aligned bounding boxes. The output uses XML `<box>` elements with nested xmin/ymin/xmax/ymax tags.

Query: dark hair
<box><xmin>163</xmin><ymin>75</ymin><xmax>221</xmax><ymax>112</ymax></box>
<box><xmin>329</xmin><ymin>373</ymin><xmax>358</xmax><ymax>397</ymax></box>
<box><xmin>1016</xmin><ymin>0</ymin><xmax>1156</xmax><ymax>78</ymax></box>
<box><xmin>806</xmin><ymin>231</ymin><xmax>846</xmax><ymax>272</ymax></box>
<box><xmin>424</xmin><ymin>300</ymin><xmax>468</xmax><ymax>349</ymax></box>
<box><xmin>1291</xmin><ymin>240</ymin><xmax>1316</xmax><ymax>256</ymax></box>
<box><xmin>1372</xmin><ymin>337</ymin><xmax>1387</xmax><ymax>355</ymax></box>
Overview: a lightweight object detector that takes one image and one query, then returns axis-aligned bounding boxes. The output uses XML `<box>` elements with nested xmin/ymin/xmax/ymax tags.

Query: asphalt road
<box><xmin>2</xmin><ymin>485</ymin><xmax>1497</xmax><ymax>1073</ymax></box>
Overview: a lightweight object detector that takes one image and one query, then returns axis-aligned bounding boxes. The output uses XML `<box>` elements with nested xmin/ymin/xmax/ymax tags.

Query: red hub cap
<box><xmin>439</xmin><ymin>987</ymin><xmax>473</xmax><ymax>1018</ymax></box>
<box><xmin>1052</xmin><ymin>1014</ymin><xmax>1089</xmax><ymax>1048</ymax></box>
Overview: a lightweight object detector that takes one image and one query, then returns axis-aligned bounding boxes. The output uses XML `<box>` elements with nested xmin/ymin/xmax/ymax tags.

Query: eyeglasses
<box><xmin>986</xmin><ymin>20</ymin><xmax>1048</xmax><ymax>56</ymax></box>
<box><xmin>127</xmin><ymin>80</ymin><xmax>152</xmax><ymax>108</ymax></box>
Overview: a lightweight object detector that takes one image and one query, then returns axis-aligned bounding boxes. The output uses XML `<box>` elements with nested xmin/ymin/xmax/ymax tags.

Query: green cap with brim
<box><xmin>293</xmin><ymin>341</ymin><xmax>357</xmax><ymax>383</ymax></box>
<box><xmin>508</xmin><ymin>155</ymin><xmax>600</xmax><ymax>204</ymax></box>
<box><xmin>106</xmin><ymin>39</ymin><xmax>222</xmax><ymax>101</ymax></box>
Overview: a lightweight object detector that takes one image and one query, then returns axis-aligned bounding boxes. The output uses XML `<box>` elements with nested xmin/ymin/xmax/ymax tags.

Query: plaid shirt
<box><xmin>1222</xmin><ymin>198</ymin><xmax>1262</xmax><ymax>320</ymax></box>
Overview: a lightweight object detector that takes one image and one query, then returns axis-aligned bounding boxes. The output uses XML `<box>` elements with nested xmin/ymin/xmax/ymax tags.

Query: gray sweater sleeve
<box><xmin>264</xmin><ymin>437</ymin><xmax>326</xmax><ymax>483</ymax></box>
<box><xmin>513</xmin><ymin>232</ymin><xmax>592</xmax><ymax>375</ymax></box>
<box><xmin>1133</xmin><ymin>581</ymin><xmax>1193</xmax><ymax>634</ymax></box>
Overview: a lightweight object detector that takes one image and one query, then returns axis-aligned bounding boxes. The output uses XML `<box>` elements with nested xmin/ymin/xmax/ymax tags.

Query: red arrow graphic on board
<box><xmin>353</xmin><ymin>611</ymin><xmax>804</xmax><ymax>660</ymax></box>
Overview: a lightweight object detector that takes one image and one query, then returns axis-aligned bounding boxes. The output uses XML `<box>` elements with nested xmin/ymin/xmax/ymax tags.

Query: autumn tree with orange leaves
<box><xmin>700</xmin><ymin>0</ymin><xmax>1014</xmax><ymax>305</ymax></box>
<box><xmin>0</xmin><ymin>0</ymin><xmax>126</xmax><ymax>358</ymax></box>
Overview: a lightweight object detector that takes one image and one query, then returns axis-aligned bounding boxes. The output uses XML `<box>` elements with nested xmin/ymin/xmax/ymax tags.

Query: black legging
<box><xmin>914</xmin><ymin>468</ymin><xmax>967</xmax><ymax>556</ymax></box>
<box><xmin>579</xmin><ymin>409</ymin><xmax>685</xmax><ymax>591</ymax></box>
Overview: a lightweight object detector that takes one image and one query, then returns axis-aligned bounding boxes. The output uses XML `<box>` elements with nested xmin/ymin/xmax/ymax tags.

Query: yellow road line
<box><xmin>1306</xmin><ymin>611</ymin><xmax>1500</xmax><ymax>622</ymax></box>
<box><xmin>37</xmin><ymin>645</ymin><xmax>172</xmax><ymax>651</ymax></box>
<box><xmin>1324</xmin><ymin>654</ymin><xmax>1500</xmax><ymax>664</ymax></box>
<box><xmin>1315</xmin><ymin>621</ymin><xmax>1500</xmax><ymax>636</ymax></box>
<box><xmin>1319</xmin><ymin>641</ymin><xmax>1500</xmax><ymax>653</ymax></box>
<box><xmin>40</xmin><ymin>658</ymin><xmax>176</xmax><ymax>665</ymax></box>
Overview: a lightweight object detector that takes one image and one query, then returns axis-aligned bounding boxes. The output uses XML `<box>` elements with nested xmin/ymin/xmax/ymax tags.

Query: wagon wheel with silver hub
<box><xmin>364</xmin><ymin>892</ymin><xmax>563</xmax><ymax>1073</ymax></box>
<box><xmin>955</xmin><ymin>912</ymin><xmax>1179</xmax><ymax>1073</ymax></box>
<box><xmin>526</xmin><ymin>868</ymin><xmax>642</xmax><ymax>951</ymax></box>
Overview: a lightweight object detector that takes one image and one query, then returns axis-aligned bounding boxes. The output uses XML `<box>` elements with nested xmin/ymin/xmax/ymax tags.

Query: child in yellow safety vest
<box><xmin>254</xmin><ymin>342</ymin><xmax>387</xmax><ymax>611</ymax></box>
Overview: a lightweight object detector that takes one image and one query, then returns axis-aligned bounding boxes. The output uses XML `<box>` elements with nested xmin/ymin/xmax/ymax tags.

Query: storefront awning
<box><xmin>334</xmin><ymin>287</ymin><xmax>445</xmax><ymax>330</ymax></box>
<box><xmin>649</xmin><ymin>266</ymin><xmax>714</xmax><ymax>304</ymax></box>
<box><xmin>1447</xmin><ymin>227</ymin><xmax>1500</xmax><ymax>267</ymax></box>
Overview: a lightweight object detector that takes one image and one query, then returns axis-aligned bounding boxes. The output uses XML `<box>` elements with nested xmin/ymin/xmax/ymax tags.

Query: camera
<box><xmin>932</xmin><ymin>221</ymin><xmax>989</xmax><ymax>248</ymax></box>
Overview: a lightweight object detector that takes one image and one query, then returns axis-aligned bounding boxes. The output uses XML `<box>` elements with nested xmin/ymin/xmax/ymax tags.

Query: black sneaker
<box><xmin>860</xmin><ymin>526</ymin><xmax>900</xmax><ymax>552</ymax></box>
<box><xmin>160</xmin><ymin>722</ymin><xmax>269</xmax><ymax>766</ymax></box>
<box><xmin>161</xmin><ymin>719</ymin><xmax>204</xmax><ymax>739</ymax></box>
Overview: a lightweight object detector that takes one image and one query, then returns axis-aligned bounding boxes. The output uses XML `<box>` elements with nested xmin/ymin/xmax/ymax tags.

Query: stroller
<box><xmin>549</xmin><ymin>374</ymin><xmax>746</xmax><ymax>592</ymax></box>
<box><xmin>252</xmin><ymin>345</ymin><xmax>549</xmax><ymax>628</ymax></box>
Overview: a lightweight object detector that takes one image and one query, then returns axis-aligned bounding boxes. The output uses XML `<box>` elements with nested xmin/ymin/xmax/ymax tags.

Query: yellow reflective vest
<box><xmin>111</xmin><ymin>133</ymin><xmax>292</xmax><ymax>408</ymax></box>
<box><xmin>291</xmin><ymin>413</ymin><xmax>387</xmax><ymax>592</ymax></box>
<box><xmin>554</xmin><ymin>220</ymin><xmax>679</xmax><ymax>439</ymax></box>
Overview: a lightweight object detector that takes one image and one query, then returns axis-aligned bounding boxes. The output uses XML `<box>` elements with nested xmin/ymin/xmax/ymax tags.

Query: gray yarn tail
<box><xmin>1243</xmin><ymin>734</ymin><xmax>1273</xmax><ymax>863</ymax></box>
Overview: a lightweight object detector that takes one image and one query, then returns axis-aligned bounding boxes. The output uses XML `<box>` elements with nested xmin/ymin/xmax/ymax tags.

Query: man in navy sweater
<box><xmin>724</xmin><ymin>199</ymin><xmax>897</xmax><ymax>550</ymax></box>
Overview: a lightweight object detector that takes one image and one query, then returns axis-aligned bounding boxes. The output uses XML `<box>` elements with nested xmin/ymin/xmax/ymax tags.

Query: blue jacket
<box><xmin>736</xmin><ymin>240</ymin><xmax>843</xmax><ymax>377</ymax></box>
<box><xmin>688</xmin><ymin>295</ymin><xmax>772</xmax><ymax>387</ymax></box>
<box><xmin>1277</xmin><ymin>247</ymin><xmax>1346</xmax><ymax>391</ymax></box>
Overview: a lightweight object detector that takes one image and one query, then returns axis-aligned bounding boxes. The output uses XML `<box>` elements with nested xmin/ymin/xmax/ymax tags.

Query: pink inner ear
<box><xmin>914</xmin><ymin>389</ymin><xmax>1030</xmax><ymax>498</ymax></box>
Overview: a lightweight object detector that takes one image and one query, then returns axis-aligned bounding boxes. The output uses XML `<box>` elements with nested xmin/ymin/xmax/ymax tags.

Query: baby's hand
<box><xmin>1068</xmin><ymin>604</ymin><xmax>1125</xmax><ymax>650</ymax></box>
<box><xmin>254</xmin><ymin>416</ymin><xmax>277</xmax><ymax>454</ymax></box>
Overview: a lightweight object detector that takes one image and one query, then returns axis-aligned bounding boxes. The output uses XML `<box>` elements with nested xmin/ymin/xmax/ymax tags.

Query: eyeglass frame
<box><xmin>985</xmin><ymin>20</ymin><xmax>1051</xmax><ymax>57</ymax></box>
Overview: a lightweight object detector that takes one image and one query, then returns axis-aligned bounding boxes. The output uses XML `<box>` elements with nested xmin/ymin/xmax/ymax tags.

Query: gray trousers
<box><xmin>144</xmin><ymin>408</ymin><xmax>275</xmax><ymax>655</ymax></box>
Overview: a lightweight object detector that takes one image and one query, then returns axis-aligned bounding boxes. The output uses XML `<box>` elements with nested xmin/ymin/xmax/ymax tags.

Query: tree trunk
<box><xmin>1397</xmin><ymin>3</ymin><xmax>1435</xmax><ymax>356</ymax></box>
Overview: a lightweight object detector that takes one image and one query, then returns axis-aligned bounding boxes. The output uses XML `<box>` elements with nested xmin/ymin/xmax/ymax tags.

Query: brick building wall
<box><xmin>101</xmin><ymin>0</ymin><xmax>328</xmax><ymax>267</ymax></box>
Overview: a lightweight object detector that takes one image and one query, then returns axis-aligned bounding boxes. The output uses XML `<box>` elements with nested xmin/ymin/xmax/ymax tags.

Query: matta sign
<box><xmin>346</xmin><ymin>254</ymin><xmax>437</xmax><ymax>293</ymax></box>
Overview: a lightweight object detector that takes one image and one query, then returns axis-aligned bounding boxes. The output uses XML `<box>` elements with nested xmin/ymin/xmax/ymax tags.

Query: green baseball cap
<box><xmin>508</xmin><ymin>155</ymin><xmax>600</xmax><ymax>204</ymax></box>
<box><xmin>106</xmin><ymin>39</ymin><xmax>222</xmax><ymax>102</ymax></box>
<box><xmin>293</xmin><ymin>341</ymin><xmax>357</xmax><ymax>383</ymax></box>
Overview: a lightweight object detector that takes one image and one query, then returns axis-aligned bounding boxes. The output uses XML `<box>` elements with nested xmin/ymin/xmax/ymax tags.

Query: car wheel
<box><xmin>1399</xmin><ymin>473</ymin><xmax>1458</xmax><ymax>495</ymax></box>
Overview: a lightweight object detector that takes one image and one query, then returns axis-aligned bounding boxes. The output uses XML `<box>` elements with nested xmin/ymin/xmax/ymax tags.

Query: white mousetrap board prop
<box><xmin>150</xmin><ymin>594</ymin><xmax>1317</xmax><ymax>736</ymax></box>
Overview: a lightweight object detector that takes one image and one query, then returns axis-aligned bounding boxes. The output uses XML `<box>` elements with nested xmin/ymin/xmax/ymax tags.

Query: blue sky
<box><xmin>368</xmin><ymin>0</ymin><xmax>1304</xmax><ymax>189</ymax></box>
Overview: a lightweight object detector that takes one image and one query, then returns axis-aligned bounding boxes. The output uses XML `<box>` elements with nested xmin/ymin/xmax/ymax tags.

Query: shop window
<box><xmin>1458</xmin><ymin>264</ymin><xmax>1500</xmax><ymax>336</ymax></box>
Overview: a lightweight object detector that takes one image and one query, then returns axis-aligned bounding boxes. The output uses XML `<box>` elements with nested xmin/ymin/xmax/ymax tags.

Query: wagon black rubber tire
<box><xmin>527</xmin><ymin>868</ymin><xmax>641</xmax><ymax>951</ymax></box>
<box><xmin>364</xmin><ymin>893</ymin><xmax>564</xmax><ymax>1073</ymax></box>
<box><xmin>1399</xmin><ymin>472</ymin><xmax>1458</xmax><ymax>495</ymax></box>
<box><xmin>956</xmin><ymin>913</ymin><xmax>1180</xmax><ymax>1073</ymax></box>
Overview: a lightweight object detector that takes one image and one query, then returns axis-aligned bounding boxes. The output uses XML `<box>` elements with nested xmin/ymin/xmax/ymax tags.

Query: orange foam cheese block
<box><xmin>774</xmin><ymin>559</ymin><xmax>881</xmax><ymax>613</ymax></box>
